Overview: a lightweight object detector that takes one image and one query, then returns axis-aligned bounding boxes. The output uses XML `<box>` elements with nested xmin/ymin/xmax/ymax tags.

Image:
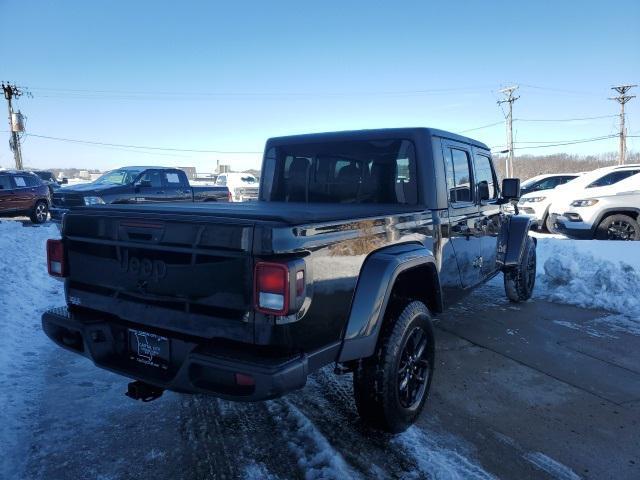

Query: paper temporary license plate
<box><xmin>128</xmin><ymin>329</ymin><xmax>169</xmax><ymax>369</ymax></box>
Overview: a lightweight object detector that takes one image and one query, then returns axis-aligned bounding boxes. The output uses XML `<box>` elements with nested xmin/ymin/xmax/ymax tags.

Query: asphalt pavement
<box><xmin>21</xmin><ymin>282</ymin><xmax>640</xmax><ymax>480</ymax></box>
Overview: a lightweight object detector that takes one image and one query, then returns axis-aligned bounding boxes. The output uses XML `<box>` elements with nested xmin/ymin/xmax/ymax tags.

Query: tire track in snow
<box><xmin>524</xmin><ymin>452</ymin><xmax>582</xmax><ymax>480</ymax></box>
<box><xmin>265</xmin><ymin>399</ymin><xmax>361</xmax><ymax>480</ymax></box>
<box><xmin>393</xmin><ymin>427</ymin><xmax>497</xmax><ymax>480</ymax></box>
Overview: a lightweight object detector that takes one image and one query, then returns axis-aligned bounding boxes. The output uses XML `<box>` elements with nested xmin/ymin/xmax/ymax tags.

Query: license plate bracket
<box><xmin>128</xmin><ymin>329</ymin><xmax>170</xmax><ymax>369</ymax></box>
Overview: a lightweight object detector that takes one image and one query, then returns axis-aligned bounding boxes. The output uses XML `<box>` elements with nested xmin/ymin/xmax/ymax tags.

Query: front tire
<box><xmin>504</xmin><ymin>236</ymin><xmax>536</xmax><ymax>302</ymax></box>
<box><xmin>595</xmin><ymin>214</ymin><xmax>639</xmax><ymax>241</ymax></box>
<box><xmin>30</xmin><ymin>200</ymin><xmax>49</xmax><ymax>224</ymax></box>
<box><xmin>353</xmin><ymin>300</ymin><xmax>435</xmax><ymax>433</ymax></box>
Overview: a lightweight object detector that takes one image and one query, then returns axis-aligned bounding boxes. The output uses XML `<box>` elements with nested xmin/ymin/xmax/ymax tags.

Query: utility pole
<box><xmin>609</xmin><ymin>84</ymin><xmax>636</xmax><ymax>165</ymax></box>
<box><xmin>2</xmin><ymin>82</ymin><xmax>26</xmax><ymax>170</ymax></box>
<box><xmin>497</xmin><ymin>85</ymin><xmax>519</xmax><ymax>177</ymax></box>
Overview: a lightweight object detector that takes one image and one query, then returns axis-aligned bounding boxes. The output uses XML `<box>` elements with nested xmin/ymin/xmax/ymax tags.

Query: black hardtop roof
<box><xmin>265</xmin><ymin>127</ymin><xmax>490</xmax><ymax>151</ymax></box>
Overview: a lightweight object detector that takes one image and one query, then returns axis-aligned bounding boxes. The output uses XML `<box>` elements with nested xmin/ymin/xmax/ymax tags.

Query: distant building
<box><xmin>177</xmin><ymin>166</ymin><xmax>197</xmax><ymax>180</ymax></box>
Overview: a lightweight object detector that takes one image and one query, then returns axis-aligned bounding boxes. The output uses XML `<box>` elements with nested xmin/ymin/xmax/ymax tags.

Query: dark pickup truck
<box><xmin>42</xmin><ymin>128</ymin><xmax>536</xmax><ymax>432</ymax></box>
<box><xmin>50</xmin><ymin>166</ymin><xmax>229</xmax><ymax>222</ymax></box>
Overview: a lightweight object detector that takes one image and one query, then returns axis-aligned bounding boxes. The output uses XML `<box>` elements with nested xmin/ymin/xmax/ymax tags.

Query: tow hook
<box><xmin>125</xmin><ymin>380</ymin><xmax>164</xmax><ymax>402</ymax></box>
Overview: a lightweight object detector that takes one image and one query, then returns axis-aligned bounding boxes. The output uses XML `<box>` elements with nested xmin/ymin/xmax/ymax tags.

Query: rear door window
<box><xmin>164</xmin><ymin>171</ymin><xmax>184</xmax><ymax>187</ymax></box>
<box><xmin>13</xmin><ymin>176</ymin><xmax>27</xmax><ymax>188</ymax></box>
<box><xmin>445</xmin><ymin>148</ymin><xmax>474</xmax><ymax>203</ymax></box>
<box><xmin>587</xmin><ymin>170</ymin><xmax>640</xmax><ymax>188</ymax></box>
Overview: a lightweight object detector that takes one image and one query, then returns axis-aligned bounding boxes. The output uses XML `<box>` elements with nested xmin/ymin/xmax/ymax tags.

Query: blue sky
<box><xmin>1</xmin><ymin>0</ymin><xmax>639</xmax><ymax>171</ymax></box>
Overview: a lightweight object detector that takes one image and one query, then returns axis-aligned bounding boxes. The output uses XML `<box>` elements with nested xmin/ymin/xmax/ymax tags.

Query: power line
<box><xmin>512</xmin><ymin>134</ymin><xmax>618</xmax><ymax>144</ymax></box>
<box><xmin>457</xmin><ymin>121</ymin><xmax>504</xmax><ymax>133</ymax></box>
<box><xmin>24</xmin><ymin>133</ymin><xmax>263</xmax><ymax>154</ymax></box>
<box><xmin>25</xmin><ymin>85</ymin><xmax>498</xmax><ymax>99</ymax></box>
<box><xmin>512</xmin><ymin>135</ymin><xmax>618</xmax><ymax>150</ymax></box>
<box><xmin>515</xmin><ymin>114</ymin><xmax>617</xmax><ymax>122</ymax></box>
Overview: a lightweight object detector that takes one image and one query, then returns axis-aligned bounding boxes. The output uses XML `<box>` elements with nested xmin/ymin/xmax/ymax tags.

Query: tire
<box><xmin>353</xmin><ymin>300</ymin><xmax>435</xmax><ymax>433</ymax></box>
<box><xmin>544</xmin><ymin>213</ymin><xmax>556</xmax><ymax>234</ymax></box>
<box><xmin>595</xmin><ymin>214</ymin><xmax>640</xmax><ymax>241</ymax></box>
<box><xmin>504</xmin><ymin>236</ymin><xmax>536</xmax><ymax>302</ymax></box>
<box><xmin>30</xmin><ymin>200</ymin><xmax>49</xmax><ymax>224</ymax></box>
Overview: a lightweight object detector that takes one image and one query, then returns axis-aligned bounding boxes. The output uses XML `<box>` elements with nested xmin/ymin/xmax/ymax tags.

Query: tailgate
<box><xmin>63</xmin><ymin>210</ymin><xmax>255</xmax><ymax>340</ymax></box>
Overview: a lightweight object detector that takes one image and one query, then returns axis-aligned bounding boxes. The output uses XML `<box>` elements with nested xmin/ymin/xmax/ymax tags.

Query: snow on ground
<box><xmin>534</xmin><ymin>235</ymin><xmax>640</xmax><ymax>327</ymax></box>
<box><xmin>0</xmin><ymin>220</ymin><xmax>62</xmax><ymax>478</ymax></box>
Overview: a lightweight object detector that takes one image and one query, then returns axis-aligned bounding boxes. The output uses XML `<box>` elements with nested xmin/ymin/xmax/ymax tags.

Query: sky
<box><xmin>1</xmin><ymin>0</ymin><xmax>639</xmax><ymax>172</ymax></box>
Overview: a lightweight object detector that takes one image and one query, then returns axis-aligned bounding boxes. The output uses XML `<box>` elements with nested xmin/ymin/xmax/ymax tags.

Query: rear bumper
<box><xmin>41</xmin><ymin>307</ymin><xmax>333</xmax><ymax>401</ymax></box>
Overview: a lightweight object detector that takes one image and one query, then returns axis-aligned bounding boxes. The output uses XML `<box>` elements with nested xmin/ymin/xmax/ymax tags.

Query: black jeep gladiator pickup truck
<box><xmin>50</xmin><ymin>166</ymin><xmax>230</xmax><ymax>223</ymax></box>
<box><xmin>42</xmin><ymin>128</ymin><xmax>536</xmax><ymax>432</ymax></box>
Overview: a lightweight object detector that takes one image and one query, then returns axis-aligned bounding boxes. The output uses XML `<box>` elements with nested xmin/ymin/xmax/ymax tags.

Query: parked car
<box><xmin>50</xmin><ymin>166</ymin><xmax>230</xmax><ymax>223</ymax></box>
<box><xmin>216</xmin><ymin>172</ymin><xmax>259</xmax><ymax>201</ymax></box>
<box><xmin>31</xmin><ymin>170</ymin><xmax>68</xmax><ymax>195</ymax></box>
<box><xmin>545</xmin><ymin>164</ymin><xmax>640</xmax><ymax>232</ymax></box>
<box><xmin>0</xmin><ymin>170</ymin><xmax>50</xmax><ymax>223</ymax></box>
<box><xmin>42</xmin><ymin>128</ymin><xmax>535</xmax><ymax>433</ymax></box>
<box><xmin>517</xmin><ymin>173</ymin><xmax>582</xmax><ymax>230</ymax></box>
<box><xmin>555</xmin><ymin>189</ymin><xmax>640</xmax><ymax>240</ymax></box>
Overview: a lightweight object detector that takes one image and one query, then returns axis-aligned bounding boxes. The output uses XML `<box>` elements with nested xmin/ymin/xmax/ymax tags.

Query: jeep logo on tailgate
<box><xmin>120</xmin><ymin>250</ymin><xmax>167</xmax><ymax>282</ymax></box>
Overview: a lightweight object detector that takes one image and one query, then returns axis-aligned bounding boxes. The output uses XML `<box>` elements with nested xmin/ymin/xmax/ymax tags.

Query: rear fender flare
<box><xmin>338</xmin><ymin>243</ymin><xmax>440</xmax><ymax>362</ymax></box>
<box><xmin>497</xmin><ymin>215</ymin><xmax>537</xmax><ymax>269</ymax></box>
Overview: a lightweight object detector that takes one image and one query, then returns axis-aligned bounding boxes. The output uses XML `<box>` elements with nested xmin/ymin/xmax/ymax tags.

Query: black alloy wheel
<box><xmin>397</xmin><ymin>326</ymin><xmax>431</xmax><ymax>409</ymax></box>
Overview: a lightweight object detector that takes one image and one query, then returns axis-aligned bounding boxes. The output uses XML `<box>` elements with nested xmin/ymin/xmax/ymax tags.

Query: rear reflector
<box><xmin>254</xmin><ymin>262</ymin><xmax>289</xmax><ymax>315</ymax></box>
<box><xmin>46</xmin><ymin>239</ymin><xmax>66</xmax><ymax>277</ymax></box>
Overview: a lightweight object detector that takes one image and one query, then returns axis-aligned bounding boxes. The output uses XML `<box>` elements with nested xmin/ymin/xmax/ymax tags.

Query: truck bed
<box><xmin>81</xmin><ymin>201</ymin><xmax>424</xmax><ymax>225</ymax></box>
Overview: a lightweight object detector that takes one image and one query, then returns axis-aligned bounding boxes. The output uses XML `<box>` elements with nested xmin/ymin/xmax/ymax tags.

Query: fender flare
<box><xmin>338</xmin><ymin>243</ymin><xmax>440</xmax><ymax>363</ymax></box>
<box><xmin>497</xmin><ymin>215</ymin><xmax>537</xmax><ymax>269</ymax></box>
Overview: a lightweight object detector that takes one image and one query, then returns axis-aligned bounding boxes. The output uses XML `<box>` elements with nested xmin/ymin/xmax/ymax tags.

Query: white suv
<box><xmin>517</xmin><ymin>173</ymin><xmax>581</xmax><ymax>230</ymax></box>
<box><xmin>556</xmin><ymin>189</ymin><xmax>640</xmax><ymax>240</ymax></box>
<box><xmin>547</xmin><ymin>164</ymin><xmax>640</xmax><ymax>232</ymax></box>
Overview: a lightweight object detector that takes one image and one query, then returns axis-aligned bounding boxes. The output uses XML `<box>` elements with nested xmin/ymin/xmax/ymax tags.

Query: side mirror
<box><xmin>61</xmin><ymin>177</ymin><xmax>68</xmax><ymax>185</ymax></box>
<box><xmin>501</xmin><ymin>178</ymin><xmax>521</xmax><ymax>201</ymax></box>
<box><xmin>478</xmin><ymin>181</ymin><xmax>490</xmax><ymax>201</ymax></box>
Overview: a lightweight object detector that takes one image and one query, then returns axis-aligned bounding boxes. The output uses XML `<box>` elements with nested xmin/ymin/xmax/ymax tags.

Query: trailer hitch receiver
<box><xmin>125</xmin><ymin>380</ymin><xmax>164</xmax><ymax>402</ymax></box>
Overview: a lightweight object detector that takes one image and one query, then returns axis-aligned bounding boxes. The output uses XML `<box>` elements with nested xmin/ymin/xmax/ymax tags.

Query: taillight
<box><xmin>47</xmin><ymin>239</ymin><xmax>67</xmax><ymax>277</ymax></box>
<box><xmin>254</xmin><ymin>262</ymin><xmax>289</xmax><ymax>315</ymax></box>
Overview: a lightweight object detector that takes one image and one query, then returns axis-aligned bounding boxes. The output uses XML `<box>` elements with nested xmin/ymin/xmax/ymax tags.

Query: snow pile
<box><xmin>535</xmin><ymin>237</ymin><xmax>640</xmax><ymax>319</ymax></box>
<box><xmin>0</xmin><ymin>220</ymin><xmax>62</xmax><ymax>478</ymax></box>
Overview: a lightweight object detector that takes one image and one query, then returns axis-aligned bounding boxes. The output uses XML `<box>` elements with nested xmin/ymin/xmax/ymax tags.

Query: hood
<box><xmin>58</xmin><ymin>182</ymin><xmax>123</xmax><ymax>194</ymax></box>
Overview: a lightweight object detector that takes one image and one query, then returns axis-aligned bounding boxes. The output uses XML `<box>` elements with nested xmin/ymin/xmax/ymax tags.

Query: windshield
<box><xmin>261</xmin><ymin>139</ymin><xmax>418</xmax><ymax>204</ymax></box>
<box><xmin>94</xmin><ymin>169</ymin><xmax>142</xmax><ymax>185</ymax></box>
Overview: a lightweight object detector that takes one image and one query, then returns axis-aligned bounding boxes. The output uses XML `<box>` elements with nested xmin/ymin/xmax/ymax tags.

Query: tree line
<box><xmin>494</xmin><ymin>151</ymin><xmax>640</xmax><ymax>180</ymax></box>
